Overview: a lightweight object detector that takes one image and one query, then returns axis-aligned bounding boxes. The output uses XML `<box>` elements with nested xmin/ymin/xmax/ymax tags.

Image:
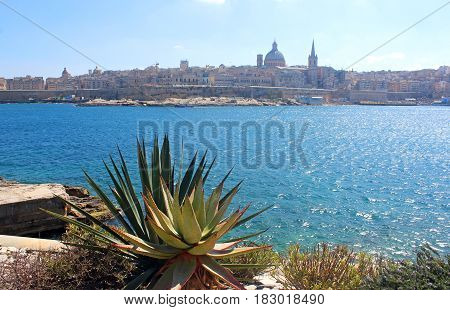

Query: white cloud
<box><xmin>173</xmin><ymin>44</ymin><xmax>184</xmax><ymax>50</ymax></box>
<box><xmin>196</xmin><ymin>0</ymin><xmax>226</xmax><ymax>4</ymax></box>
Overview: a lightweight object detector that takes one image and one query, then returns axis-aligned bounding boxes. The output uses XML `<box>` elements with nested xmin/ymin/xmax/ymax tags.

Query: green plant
<box><xmin>0</xmin><ymin>242</ymin><xmax>136</xmax><ymax>290</ymax></box>
<box><xmin>363</xmin><ymin>244</ymin><xmax>450</xmax><ymax>290</ymax></box>
<box><xmin>219</xmin><ymin>242</ymin><xmax>279</xmax><ymax>281</ymax></box>
<box><xmin>42</xmin><ymin>136</ymin><xmax>271</xmax><ymax>290</ymax></box>
<box><xmin>277</xmin><ymin>243</ymin><xmax>376</xmax><ymax>290</ymax></box>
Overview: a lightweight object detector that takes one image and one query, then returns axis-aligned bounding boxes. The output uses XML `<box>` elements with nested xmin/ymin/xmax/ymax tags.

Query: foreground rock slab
<box><xmin>0</xmin><ymin>235</ymin><xmax>65</xmax><ymax>251</ymax></box>
<box><xmin>0</xmin><ymin>177</ymin><xmax>109</xmax><ymax>236</ymax></box>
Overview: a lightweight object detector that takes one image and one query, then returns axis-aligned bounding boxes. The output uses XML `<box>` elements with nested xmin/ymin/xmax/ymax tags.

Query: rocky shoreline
<box><xmin>76</xmin><ymin>96</ymin><xmax>307</xmax><ymax>107</ymax></box>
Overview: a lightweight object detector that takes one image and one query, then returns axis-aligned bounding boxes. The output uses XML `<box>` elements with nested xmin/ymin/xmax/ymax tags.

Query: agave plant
<box><xmin>42</xmin><ymin>135</ymin><xmax>271</xmax><ymax>289</ymax></box>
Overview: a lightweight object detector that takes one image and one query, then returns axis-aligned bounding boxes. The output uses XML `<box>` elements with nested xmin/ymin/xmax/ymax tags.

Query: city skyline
<box><xmin>0</xmin><ymin>0</ymin><xmax>449</xmax><ymax>78</ymax></box>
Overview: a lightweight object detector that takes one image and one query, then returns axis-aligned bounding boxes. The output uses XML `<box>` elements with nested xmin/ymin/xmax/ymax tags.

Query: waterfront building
<box><xmin>91</xmin><ymin>66</ymin><xmax>102</xmax><ymax>76</ymax></box>
<box><xmin>433</xmin><ymin>81</ymin><xmax>450</xmax><ymax>97</ymax></box>
<box><xmin>273</xmin><ymin>67</ymin><xmax>306</xmax><ymax>88</ymax></box>
<box><xmin>257</xmin><ymin>54</ymin><xmax>263</xmax><ymax>68</ymax></box>
<box><xmin>263</xmin><ymin>41</ymin><xmax>286</xmax><ymax>67</ymax></box>
<box><xmin>308</xmin><ymin>40</ymin><xmax>318</xmax><ymax>68</ymax></box>
<box><xmin>307</xmin><ymin>40</ymin><xmax>319</xmax><ymax>88</ymax></box>
<box><xmin>317</xmin><ymin>66</ymin><xmax>337</xmax><ymax>89</ymax></box>
<box><xmin>180</xmin><ymin>60</ymin><xmax>189</xmax><ymax>71</ymax></box>
<box><xmin>46</xmin><ymin>68</ymin><xmax>81</xmax><ymax>90</ymax></box>
<box><xmin>2</xmin><ymin>38</ymin><xmax>448</xmax><ymax>98</ymax></box>
<box><xmin>0</xmin><ymin>78</ymin><xmax>6</xmax><ymax>90</ymax></box>
<box><xmin>356</xmin><ymin>79</ymin><xmax>387</xmax><ymax>91</ymax></box>
<box><xmin>61</xmin><ymin>67</ymin><xmax>71</xmax><ymax>79</ymax></box>
<box><xmin>6</xmin><ymin>76</ymin><xmax>44</xmax><ymax>90</ymax></box>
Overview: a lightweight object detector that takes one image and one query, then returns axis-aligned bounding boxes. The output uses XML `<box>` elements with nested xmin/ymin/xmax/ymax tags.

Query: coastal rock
<box><xmin>0</xmin><ymin>235</ymin><xmax>65</xmax><ymax>252</ymax></box>
<box><xmin>244</xmin><ymin>273</ymin><xmax>283</xmax><ymax>290</ymax></box>
<box><xmin>0</xmin><ymin>178</ymin><xmax>109</xmax><ymax>236</ymax></box>
<box><xmin>77</xmin><ymin>96</ymin><xmax>293</xmax><ymax>107</ymax></box>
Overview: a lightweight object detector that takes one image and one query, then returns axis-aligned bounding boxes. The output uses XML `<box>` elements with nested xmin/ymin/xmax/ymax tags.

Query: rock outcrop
<box><xmin>0</xmin><ymin>178</ymin><xmax>109</xmax><ymax>236</ymax></box>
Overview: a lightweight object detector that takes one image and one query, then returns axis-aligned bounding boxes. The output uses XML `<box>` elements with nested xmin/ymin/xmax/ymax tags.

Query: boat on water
<box><xmin>432</xmin><ymin>97</ymin><xmax>450</xmax><ymax>106</ymax></box>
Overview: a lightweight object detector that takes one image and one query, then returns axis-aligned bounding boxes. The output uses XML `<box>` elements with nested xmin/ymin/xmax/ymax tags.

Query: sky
<box><xmin>0</xmin><ymin>0</ymin><xmax>449</xmax><ymax>78</ymax></box>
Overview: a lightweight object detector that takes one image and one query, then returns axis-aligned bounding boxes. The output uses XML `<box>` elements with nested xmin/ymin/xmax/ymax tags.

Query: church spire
<box><xmin>308</xmin><ymin>39</ymin><xmax>318</xmax><ymax>68</ymax></box>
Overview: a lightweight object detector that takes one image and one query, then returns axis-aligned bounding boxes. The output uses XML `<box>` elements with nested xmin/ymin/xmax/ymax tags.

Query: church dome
<box><xmin>92</xmin><ymin>66</ymin><xmax>102</xmax><ymax>75</ymax></box>
<box><xmin>61</xmin><ymin>67</ymin><xmax>70</xmax><ymax>78</ymax></box>
<box><xmin>264</xmin><ymin>41</ymin><xmax>286</xmax><ymax>67</ymax></box>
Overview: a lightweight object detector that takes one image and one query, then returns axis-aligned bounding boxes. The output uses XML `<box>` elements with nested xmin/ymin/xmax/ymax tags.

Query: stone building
<box><xmin>257</xmin><ymin>54</ymin><xmax>263</xmax><ymax>68</ymax></box>
<box><xmin>356</xmin><ymin>79</ymin><xmax>387</xmax><ymax>91</ymax></box>
<box><xmin>263</xmin><ymin>41</ymin><xmax>286</xmax><ymax>67</ymax></box>
<box><xmin>0</xmin><ymin>78</ymin><xmax>6</xmax><ymax>90</ymax></box>
<box><xmin>180</xmin><ymin>60</ymin><xmax>189</xmax><ymax>71</ymax></box>
<box><xmin>46</xmin><ymin>68</ymin><xmax>81</xmax><ymax>90</ymax></box>
<box><xmin>433</xmin><ymin>81</ymin><xmax>449</xmax><ymax>97</ymax></box>
<box><xmin>273</xmin><ymin>67</ymin><xmax>306</xmax><ymax>88</ymax></box>
<box><xmin>307</xmin><ymin>40</ymin><xmax>319</xmax><ymax>87</ymax></box>
<box><xmin>6</xmin><ymin>76</ymin><xmax>44</xmax><ymax>90</ymax></box>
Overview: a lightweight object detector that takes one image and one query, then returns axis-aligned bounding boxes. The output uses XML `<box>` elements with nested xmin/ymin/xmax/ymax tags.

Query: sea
<box><xmin>0</xmin><ymin>103</ymin><xmax>448</xmax><ymax>258</ymax></box>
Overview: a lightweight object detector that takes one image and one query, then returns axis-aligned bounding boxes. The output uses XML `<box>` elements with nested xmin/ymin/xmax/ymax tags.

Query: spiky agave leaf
<box><xmin>152</xmin><ymin>255</ymin><xmax>197</xmax><ymax>290</ymax></box>
<box><xmin>94</xmin><ymin>175</ymin><xmax>270</xmax><ymax>289</ymax></box>
<box><xmin>44</xmin><ymin>136</ymin><xmax>272</xmax><ymax>290</ymax></box>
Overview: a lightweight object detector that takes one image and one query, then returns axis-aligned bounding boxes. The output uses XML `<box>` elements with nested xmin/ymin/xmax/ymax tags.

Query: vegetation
<box><xmin>42</xmin><ymin>136</ymin><xmax>271</xmax><ymax>290</ymax></box>
<box><xmin>0</xmin><ymin>226</ymin><xmax>135</xmax><ymax>290</ymax></box>
<box><xmin>219</xmin><ymin>243</ymin><xmax>280</xmax><ymax>282</ymax></box>
<box><xmin>2</xmin><ymin>235</ymin><xmax>447</xmax><ymax>290</ymax></box>
<box><xmin>362</xmin><ymin>244</ymin><xmax>450</xmax><ymax>290</ymax></box>
<box><xmin>276</xmin><ymin>243</ymin><xmax>381</xmax><ymax>290</ymax></box>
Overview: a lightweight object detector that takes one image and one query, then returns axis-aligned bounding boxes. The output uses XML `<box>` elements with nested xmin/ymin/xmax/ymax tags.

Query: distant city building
<box><xmin>1</xmin><ymin>42</ymin><xmax>448</xmax><ymax>99</ymax></box>
<box><xmin>263</xmin><ymin>41</ymin><xmax>286</xmax><ymax>67</ymax></box>
<box><xmin>308</xmin><ymin>40</ymin><xmax>318</xmax><ymax>68</ymax></box>
<box><xmin>0</xmin><ymin>78</ymin><xmax>6</xmax><ymax>90</ymax></box>
<box><xmin>93</xmin><ymin>66</ymin><xmax>102</xmax><ymax>75</ymax></box>
<box><xmin>46</xmin><ymin>68</ymin><xmax>81</xmax><ymax>90</ymax></box>
<box><xmin>256</xmin><ymin>54</ymin><xmax>263</xmax><ymax>68</ymax></box>
<box><xmin>6</xmin><ymin>76</ymin><xmax>44</xmax><ymax>90</ymax></box>
<box><xmin>180</xmin><ymin>60</ymin><xmax>189</xmax><ymax>71</ymax></box>
<box><xmin>61</xmin><ymin>67</ymin><xmax>71</xmax><ymax>79</ymax></box>
<box><xmin>307</xmin><ymin>40</ymin><xmax>319</xmax><ymax>88</ymax></box>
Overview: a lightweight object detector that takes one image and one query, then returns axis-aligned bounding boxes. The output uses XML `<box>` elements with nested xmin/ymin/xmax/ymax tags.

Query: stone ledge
<box><xmin>0</xmin><ymin>177</ymin><xmax>109</xmax><ymax>236</ymax></box>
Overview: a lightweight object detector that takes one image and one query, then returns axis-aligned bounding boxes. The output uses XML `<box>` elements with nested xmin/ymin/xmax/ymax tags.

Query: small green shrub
<box><xmin>363</xmin><ymin>244</ymin><xmax>450</xmax><ymax>290</ymax></box>
<box><xmin>277</xmin><ymin>243</ymin><xmax>379</xmax><ymax>290</ymax></box>
<box><xmin>219</xmin><ymin>243</ymin><xmax>280</xmax><ymax>281</ymax></box>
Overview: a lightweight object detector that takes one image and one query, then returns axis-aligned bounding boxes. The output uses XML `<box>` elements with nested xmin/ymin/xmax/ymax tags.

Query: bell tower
<box><xmin>308</xmin><ymin>40</ymin><xmax>318</xmax><ymax>68</ymax></box>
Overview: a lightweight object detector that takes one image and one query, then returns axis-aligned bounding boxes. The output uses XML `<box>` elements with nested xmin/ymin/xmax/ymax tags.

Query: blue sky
<box><xmin>0</xmin><ymin>0</ymin><xmax>448</xmax><ymax>78</ymax></box>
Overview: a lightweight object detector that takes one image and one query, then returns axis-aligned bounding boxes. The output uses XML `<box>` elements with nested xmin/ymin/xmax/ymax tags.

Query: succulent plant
<box><xmin>42</xmin><ymin>136</ymin><xmax>271</xmax><ymax>289</ymax></box>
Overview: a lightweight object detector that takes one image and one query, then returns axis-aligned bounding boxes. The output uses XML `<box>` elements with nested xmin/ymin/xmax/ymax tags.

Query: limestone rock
<box><xmin>0</xmin><ymin>178</ymin><xmax>109</xmax><ymax>236</ymax></box>
<box><xmin>0</xmin><ymin>182</ymin><xmax>69</xmax><ymax>235</ymax></box>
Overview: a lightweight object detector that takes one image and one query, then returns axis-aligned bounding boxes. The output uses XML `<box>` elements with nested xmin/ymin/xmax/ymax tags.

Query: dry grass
<box><xmin>0</xmin><ymin>246</ymin><xmax>137</xmax><ymax>290</ymax></box>
<box><xmin>0</xmin><ymin>225</ymin><xmax>138</xmax><ymax>290</ymax></box>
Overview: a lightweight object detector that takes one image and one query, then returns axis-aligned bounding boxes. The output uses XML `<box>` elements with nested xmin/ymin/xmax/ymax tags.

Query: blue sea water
<box><xmin>0</xmin><ymin>103</ymin><xmax>448</xmax><ymax>258</ymax></box>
